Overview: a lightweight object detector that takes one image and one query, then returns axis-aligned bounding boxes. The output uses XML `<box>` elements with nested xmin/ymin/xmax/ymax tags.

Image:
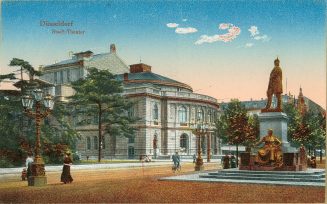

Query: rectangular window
<box><xmin>94</xmin><ymin>136</ymin><xmax>98</xmax><ymax>150</ymax></box>
<box><xmin>54</xmin><ymin>72</ymin><xmax>58</xmax><ymax>84</ymax></box>
<box><xmin>102</xmin><ymin>137</ymin><xmax>105</xmax><ymax>149</ymax></box>
<box><xmin>87</xmin><ymin>137</ymin><xmax>91</xmax><ymax>150</ymax></box>
<box><xmin>60</xmin><ymin>71</ymin><xmax>64</xmax><ymax>83</ymax></box>
<box><xmin>67</xmin><ymin>69</ymin><xmax>71</xmax><ymax>82</ymax></box>
<box><xmin>128</xmin><ymin>137</ymin><xmax>135</xmax><ymax>143</ymax></box>
<box><xmin>79</xmin><ymin>69</ymin><xmax>84</xmax><ymax>79</ymax></box>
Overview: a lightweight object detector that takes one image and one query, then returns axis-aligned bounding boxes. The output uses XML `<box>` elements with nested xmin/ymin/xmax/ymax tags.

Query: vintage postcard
<box><xmin>0</xmin><ymin>1</ymin><xmax>325</xmax><ymax>203</ymax></box>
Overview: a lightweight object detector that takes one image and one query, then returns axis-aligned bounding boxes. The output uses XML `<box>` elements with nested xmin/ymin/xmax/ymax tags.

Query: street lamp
<box><xmin>22</xmin><ymin>89</ymin><xmax>54</xmax><ymax>186</ymax></box>
<box><xmin>192</xmin><ymin>122</ymin><xmax>209</xmax><ymax>171</ymax></box>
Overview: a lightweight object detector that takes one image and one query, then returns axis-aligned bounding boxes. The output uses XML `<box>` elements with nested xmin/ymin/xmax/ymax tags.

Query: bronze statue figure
<box><xmin>255</xmin><ymin>129</ymin><xmax>283</xmax><ymax>166</ymax></box>
<box><xmin>262</xmin><ymin>57</ymin><xmax>283</xmax><ymax>112</ymax></box>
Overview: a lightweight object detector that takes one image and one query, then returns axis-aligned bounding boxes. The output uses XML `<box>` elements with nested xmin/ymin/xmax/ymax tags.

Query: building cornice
<box><xmin>126</xmin><ymin>93</ymin><xmax>219</xmax><ymax>108</ymax></box>
<box><xmin>43</xmin><ymin>61</ymin><xmax>84</xmax><ymax>71</ymax></box>
<box><xmin>124</xmin><ymin>80</ymin><xmax>193</xmax><ymax>92</ymax></box>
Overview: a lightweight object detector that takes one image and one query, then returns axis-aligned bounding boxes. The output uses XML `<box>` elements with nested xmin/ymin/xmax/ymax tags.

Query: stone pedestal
<box><xmin>29</xmin><ymin>159</ymin><xmax>47</xmax><ymax>186</ymax></box>
<box><xmin>194</xmin><ymin>158</ymin><xmax>204</xmax><ymax>171</ymax></box>
<box><xmin>258</xmin><ymin>112</ymin><xmax>296</xmax><ymax>153</ymax></box>
<box><xmin>28</xmin><ymin>176</ymin><xmax>47</xmax><ymax>186</ymax></box>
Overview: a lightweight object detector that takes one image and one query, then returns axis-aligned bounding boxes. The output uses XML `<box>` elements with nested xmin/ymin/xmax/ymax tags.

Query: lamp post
<box><xmin>192</xmin><ymin>122</ymin><xmax>209</xmax><ymax>171</ymax></box>
<box><xmin>22</xmin><ymin>89</ymin><xmax>54</xmax><ymax>186</ymax></box>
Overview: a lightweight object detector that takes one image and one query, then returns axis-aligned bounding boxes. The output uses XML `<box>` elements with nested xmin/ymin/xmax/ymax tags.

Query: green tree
<box><xmin>70</xmin><ymin>67</ymin><xmax>137</xmax><ymax>162</ymax></box>
<box><xmin>0</xmin><ymin>73</ymin><xmax>16</xmax><ymax>82</ymax></box>
<box><xmin>283</xmin><ymin>103</ymin><xmax>302</xmax><ymax>147</ymax></box>
<box><xmin>218</xmin><ymin>99</ymin><xmax>258</xmax><ymax>166</ymax></box>
<box><xmin>0</xmin><ymin>59</ymin><xmax>78</xmax><ymax>166</ymax></box>
<box><xmin>301</xmin><ymin>111</ymin><xmax>326</xmax><ymax>159</ymax></box>
<box><xmin>9</xmin><ymin>58</ymin><xmax>42</xmax><ymax>82</ymax></box>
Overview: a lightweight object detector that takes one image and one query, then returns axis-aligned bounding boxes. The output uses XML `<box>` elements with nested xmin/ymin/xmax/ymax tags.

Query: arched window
<box><xmin>197</xmin><ymin>108</ymin><xmax>204</xmax><ymax>122</ymax></box>
<box><xmin>87</xmin><ymin>137</ymin><xmax>91</xmax><ymax>150</ymax></box>
<box><xmin>180</xmin><ymin>134</ymin><xmax>188</xmax><ymax>150</ymax></box>
<box><xmin>94</xmin><ymin>136</ymin><xmax>98</xmax><ymax>150</ymax></box>
<box><xmin>178</xmin><ymin>106</ymin><xmax>187</xmax><ymax>123</ymax></box>
<box><xmin>153</xmin><ymin>103</ymin><xmax>159</xmax><ymax>120</ymax></box>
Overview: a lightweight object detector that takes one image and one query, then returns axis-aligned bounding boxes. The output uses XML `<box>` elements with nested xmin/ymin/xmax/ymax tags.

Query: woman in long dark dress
<box><xmin>61</xmin><ymin>152</ymin><xmax>73</xmax><ymax>184</ymax></box>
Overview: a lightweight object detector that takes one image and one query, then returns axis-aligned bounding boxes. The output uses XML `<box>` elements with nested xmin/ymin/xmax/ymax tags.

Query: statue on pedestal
<box><xmin>262</xmin><ymin>57</ymin><xmax>283</xmax><ymax>112</ymax></box>
<box><xmin>255</xmin><ymin>129</ymin><xmax>283</xmax><ymax>166</ymax></box>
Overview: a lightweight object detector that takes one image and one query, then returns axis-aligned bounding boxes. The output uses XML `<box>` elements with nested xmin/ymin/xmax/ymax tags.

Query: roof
<box><xmin>44</xmin><ymin>58</ymin><xmax>81</xmax><ymax>68</ymax></box>
<box><xmin>14</xmin><ymin>79</ymin><xmax>54</xmax><ymax>88</ymax></box>
<box><xmin>116</xmin><ymin>72</ymin><xmax>193</xmax><ymax>91</ymax></box>
<box><xmin>73</xmin><ymin>50</ymin><xmax>93</xmax><ymax>55</ymax></box>
<box><xmin>43</xmin><ymin>52</ymin><xmax>129</xmax><ymax>74</ymax></box>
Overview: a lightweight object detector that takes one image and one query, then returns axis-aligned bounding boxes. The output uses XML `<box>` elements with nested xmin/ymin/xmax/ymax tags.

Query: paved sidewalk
<box><xmin>0</xmin><ymin>159</ymin><xmax>220</xmax><ymax>177</ymax></box>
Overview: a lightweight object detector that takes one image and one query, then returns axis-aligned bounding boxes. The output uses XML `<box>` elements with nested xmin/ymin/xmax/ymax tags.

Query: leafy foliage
<box><xmin>9</xmin><ymin>58</ymin><xmax>42</xmax><ymax>78</ymax></box>
<box><xmin>284</xmin><ymin>103</ymin><xmax>326</xmax><ymax>154</ymax></box>
<box><xmin>219</xmin><ymin>99</ymin><xmax>258</xmax><ymax>147</ymax></box>
<box><xmin>0</xmin><ymin>73</ymin><xmax>16</xmax><ymax>82</ymax></box>
<box><xmin>0</xmin><ymin>59</ymin><xmax>79</xmax><ymax>166</ymax></box>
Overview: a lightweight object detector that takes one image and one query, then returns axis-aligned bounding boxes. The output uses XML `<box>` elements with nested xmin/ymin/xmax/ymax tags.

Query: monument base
<box><xmin>259</xmin><ymin>112</ymin><xmax>297</xmax><ymax>153</ymax></box>
<box><xmin>239</xmin><ymin>152</ymin><xmax>307</xmax><ymax>171</ymax></box>
<box><xmin>28</xmin><ymin>176</ymin><xmax>47</xmax><ymax>186</ymax></box>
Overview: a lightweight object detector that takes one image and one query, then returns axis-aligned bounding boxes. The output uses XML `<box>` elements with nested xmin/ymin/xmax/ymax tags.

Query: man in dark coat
<box><xmin>263</xmin><ymin>57</ymin><xmax>283</xmax><ymax>111</ymax></box>
<box><xmin>222</xmin><ymin>154</ymin><xmax>230</xmax><ymax>169</ymax></box>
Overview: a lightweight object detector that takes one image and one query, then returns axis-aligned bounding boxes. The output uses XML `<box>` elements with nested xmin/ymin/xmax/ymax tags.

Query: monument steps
<box><xmin>200</xmin><ymin>175</ymin><xmax>325</xmax><ymax>183</ymax></box>
<box><xmin>207</xmin><ymin>173</ymin><xmax>325</xmax><ymax>179</ymax></box>
<box><xmin>199</xmin><ymin>169</ymin><xmax>325</xmax><ymax>184</ymax></box>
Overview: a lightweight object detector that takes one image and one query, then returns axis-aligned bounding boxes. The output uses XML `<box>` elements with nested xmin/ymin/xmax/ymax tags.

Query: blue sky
<box><xmin>0</xmin><ymin>0</ymin><xmax>326</xmax><ymax>107</ymax></box>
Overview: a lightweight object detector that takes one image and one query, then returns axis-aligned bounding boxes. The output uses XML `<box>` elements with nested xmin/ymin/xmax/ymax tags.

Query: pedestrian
<box><xmin>310</xmin><ymin>156</ymin><xmax>317</xmax><ymax>168</ymax></box>
<box><xmin>61</xmin><ymin>152</ymin><xmax>73</xmax><ymax>184</ymax></box>
<box><xmin>230</xmin><ymin>154</ymin><xmax>237</xmax><ymax>168</ymax></box>
<box><xmin>193</xmin><ymin>154</ymin><xmax>196</xmax><ymax>163</ymax></box>
<box><xmin>172</xmin><ymin>152</ymin><xmax>181</xmax><ymax>171</ymax></box>
<box><xmin>25</xmin><ymin>152</ymin><xmax>33</xmax><ymax>184</ymax></box>
<box><xmin>222</xmin><ymin>154</ymin><xmax>230</xmax><ymax>169</ymax></box>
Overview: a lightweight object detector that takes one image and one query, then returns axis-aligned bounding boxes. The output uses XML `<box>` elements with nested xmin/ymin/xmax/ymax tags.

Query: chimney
<box><xmin>130</xmin><ymin>63</ymin><xmax>152</xmax><ymax>73</ymax></box>
<box><xmin>123</xmin><ymin>73</ymin><xmax>128</xmax><ymax>81</ymax></box>
<box><xmin>110</xmin><ymin>44</ymin><xmax>116</xmax><ymax>53</ymax></box>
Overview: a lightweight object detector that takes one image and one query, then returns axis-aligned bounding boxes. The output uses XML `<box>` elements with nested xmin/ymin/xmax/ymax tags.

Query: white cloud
<box><xmin>245</xmin><ymin>43</ymin><xmax>254</xmax><ymax>48</ymax></box>
<box><xmin>195</xmin><ymin>23</ymin><xmax>241</xmax><ymax>45</ymax></box>
<box><xmin>219</xmin><ymin>23</ymin><xmax>232</xmax><ymax>30</ymax></box>
<box><xmin>175</xmin><ymin>27</ymin><xmax>198</xmax><ymax>34</ymax></box>
<box><xmin>166</xmin><ymin>23</ymin><xmax>179</xmax><ymax>28</ymax></box>
<box><xmin>182</xmin><ymin>19</ymin><xmax>187</xmax><ymax>22</ymax></box>
<box><xmin>254</xmin><ymin>34</ymin><xmax>271</xmax><ymax>42</ymax></box>
<box><xmin>248</xmin><ymin>26</ymin><xmax>271</xmax><ymax>42</ymax></box>
<box><xmin>248</xmin><ymin>26</ymin><xmax>259</xmax><ymax>36</ymax></box>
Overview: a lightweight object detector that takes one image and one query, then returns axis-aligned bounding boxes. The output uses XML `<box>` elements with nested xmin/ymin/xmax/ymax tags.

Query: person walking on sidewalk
<box><xmin>61</xmin><ymin>152</ymin><xmax>73</xmax><ymax>184</ymax></box>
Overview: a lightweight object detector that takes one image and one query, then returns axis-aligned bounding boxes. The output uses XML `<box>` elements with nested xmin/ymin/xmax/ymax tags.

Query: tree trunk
<box><xmin>236</xmin><ymin>143</ymin><xmax>239</xmax><ymax>167</ymax></box>
<box><xmin>98</xmin><ymin>103</ymin><xmax>102</xmax><ymax>163</ymax></box>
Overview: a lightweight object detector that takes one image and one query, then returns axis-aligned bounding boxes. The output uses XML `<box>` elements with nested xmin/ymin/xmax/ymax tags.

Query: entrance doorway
<box><xmin>128</xmin><ymin>146</ymin><xmax>135</xmax><ymax>159</ymax></box>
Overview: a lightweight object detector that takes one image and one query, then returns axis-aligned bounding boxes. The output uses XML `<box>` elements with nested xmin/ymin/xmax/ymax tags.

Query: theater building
<box><xmin>40</xmin><ymin>44</ymin><xmax>220</xmax><ymax>159</ymax></box>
